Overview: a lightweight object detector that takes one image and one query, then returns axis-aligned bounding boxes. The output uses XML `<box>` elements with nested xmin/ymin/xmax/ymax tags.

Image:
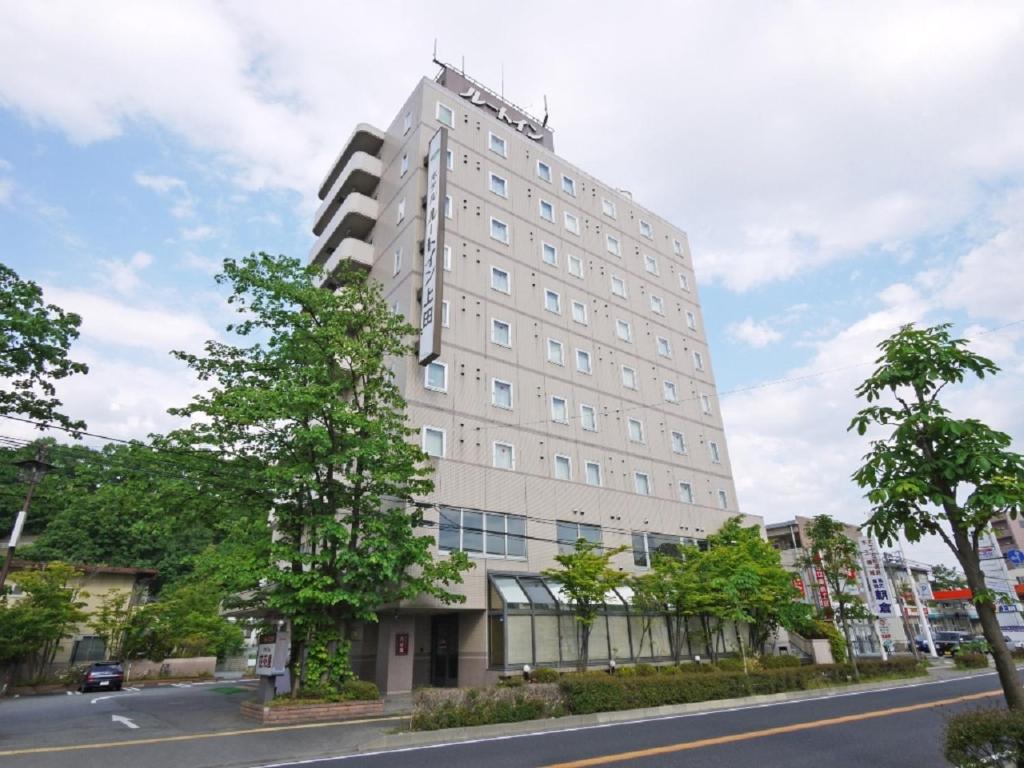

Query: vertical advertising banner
<box><xmin>859</xmin><ymin>536</ymin><xmax>896</xmax><ymax>646</ymax></box>
<box><xmin>419</xmin><ymin>127</ymin><xmax>448</xmax><ymax>365</ymax></box>
<box><xmin>979</xmin><ymin>532</ymin><xmax>1024</xmax><ymax>641</ymax></box>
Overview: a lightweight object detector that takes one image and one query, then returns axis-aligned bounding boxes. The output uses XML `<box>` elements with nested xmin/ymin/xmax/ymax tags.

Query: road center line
<box><xmin>541</xmin><ymin>689</ymin><xmax>1002</xmax><ymax>768</ymax></box>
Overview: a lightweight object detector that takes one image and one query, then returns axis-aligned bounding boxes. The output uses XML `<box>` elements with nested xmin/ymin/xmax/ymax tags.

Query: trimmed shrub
<box><xmin>497</xmin><ymin>676</ymin><xmax>525</xmax><ymax>688</ymax></box>
<box><xmin>761</xmin><ymin>655</ymin><xmax>802</xmax><ymax>669</ymax></box>
<box><xmin>268</xmin><ymin>678</ymin><xmax>380</xmax><ymax>706</ymax></box>
<box><xmin>411</xmin><ymin>684</ymin><xmax>565</xmax><ymax>731</ymax></box>
<box><xmin>529</xmin><ymin>667</ymin><xmax>560</xmax><ymax>684</ymax></box>
<box><xmin>945</xmin><ymin>707</ymin><xmax>1024</xmax><ymax>767</ymax></box>
<box><xmin>953</xmin><ymin>652</ymin><xmax>989</xmax><ymax>670</ymax></box>
<box><xmin>1012</xmin><ymin>648</ymin><xmax>1024</xmax><ymax>661</ymax></box>
<box><xmin>715</xmin><ymin>657</ymin><xmax>747</xmax><ymax>672</ymax></box>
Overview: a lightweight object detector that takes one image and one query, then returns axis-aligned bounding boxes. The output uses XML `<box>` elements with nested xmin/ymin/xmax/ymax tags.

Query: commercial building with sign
<box><xmin>310</xmin><ymin>64</ymin><xmax>755</xmax><ymax>693</ymax></box>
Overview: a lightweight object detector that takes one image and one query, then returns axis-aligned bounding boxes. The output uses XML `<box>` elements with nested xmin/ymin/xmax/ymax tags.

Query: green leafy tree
<box><xmin>88</xmin><ymin>589</ymin><xmax>141</xmax><ymax>660</ymax></box>
<box><xmin>931</xmin><ymin>563</ymin><xmax>968</xmax><ymax>591</ymax></box>
<box><xmin>121</xmin><ymin>582</ymin><xmax>243</xmax><ymax>661</ymax></box>
<box><xmin>799</xmin><ymin>515</ymin><xmax>872</xmax><ymax>680</ymax></box>
<box><xmin>169</xmin><ymin>254</ymin><xmax>471</xmax><ymax>694</ymax></box>
<box><xmin>0</xmin><ymin>262</ymin><xmax>88</xmax><ymax>431</ymax></box>
<box><xmin>542</xmin><ymin>539</ymin><xmax>628</xmax><ymax>672</ymax></box>
<box><xmin>632</xmin><ymin>545</ymin><xmax>700</xmax><ymax>663</ymax></box>
<box><xmin>850</xmin><ymin>323</ymin><xmax>1024</xmax><ymax>709</ymax></box>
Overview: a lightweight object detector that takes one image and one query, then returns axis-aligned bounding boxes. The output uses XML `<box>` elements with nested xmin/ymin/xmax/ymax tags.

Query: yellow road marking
<box><xmin>542</xmin><ymin>690</ymin><xmax>1002</xmax><ymax>768</ymax></box>
<box><xmin>0</xmin><ymin>714</ymin><xmax>409</xmax><ymax>757</ymax></box>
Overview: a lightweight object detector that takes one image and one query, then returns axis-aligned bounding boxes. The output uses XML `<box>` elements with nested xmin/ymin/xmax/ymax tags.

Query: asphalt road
<box><xmin>0</xmin><ymin>672</ymin><xmax>1009</xmax><ymax>768</ymax></box>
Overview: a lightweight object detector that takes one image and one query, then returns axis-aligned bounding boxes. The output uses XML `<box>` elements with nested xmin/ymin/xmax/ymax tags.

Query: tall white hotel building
<box><xmin>310</xmin><ymin>64</ymin><xmax>757</xmax><ymax>693</ymax></box>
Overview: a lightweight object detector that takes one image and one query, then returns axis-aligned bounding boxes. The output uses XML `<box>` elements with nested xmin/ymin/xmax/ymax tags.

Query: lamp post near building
<box><xmin>0</xmin><ymin>448</ymin><xmax>54</xmax><ymax>593</ymax></box>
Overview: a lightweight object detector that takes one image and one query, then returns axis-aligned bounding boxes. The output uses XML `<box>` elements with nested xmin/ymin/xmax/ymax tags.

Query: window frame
<box><xmin>610</xmin><ymin>275</ymin><xmax>627</xmax><ymax>298</ymax></box>
<box><xmin>541</xmin><ymin>241</ymin><xmax>558</xmax><ymax>266</ymax></box>
<box><xmin>490</xmin><ymin>216</ymin><xmax>510</xmax><ymax>245</ymax></box>
<box><xmin>663</xmin><ymin>380</ymin><xmax>679</xmax><ymax>402</ymax></box>
<box><xmin>671</xmin><ymin>431</ymin><xmax>687</xmax><ymax>454</ymax></box>
<box><xmin>621</xmin><ymin>365</ymin><xmax>638</xmax><ymax>389</ymax></box>
<box><xmin>634</xmin><ymin>471</ymin><xmax>652</xmax><ymax>496</ymax></box>
<box><xmin>436</xmin><ymin>101</ymin><xmax>454</xmax><ymax>127</ymax></box>
<box><xmin>488</xmin><ymin>171</ymin><xmax>508</xmax><ymax>198</ymax></box>
<box><xmin>568</xmin><ymin>254</ymin><xmax>584</xmax><ymax>278</ymax></box>
<box><xmin>491</xmin><ymin>317</ymin><xmax>512</xmax><ymax>348</ymax></box>
<box><xmin>536</xmin><ymin>160</ymin><xmax>552</xmax><ymax>182</ymax></box>
<box><xmin>709</xmin><ymin>440</ymin><xmax>721</xmax><ymax>463</ymax></box>
<box><xmin>438</xmin><ymin>506</ymin><xmax>526</xmax><ymax>560</ymax></box>
<box><xmin>488</xmin><ymin>131</ymin><xmax>508</xmax><ymax>158</ymax></box>
<box><xmin>493</xmin><ymin>441</ymin><xmax>516</xmax><ymax>471</ymax></box>
<box><xmin>650</xmin><ymin>294</ymin><xmax>665</xmax><ymax>315</ymax></box>
<box><xmin>544</xmin><ymin>288</ymin><xmax>562</xmax><ymax>315</ymax></box>
<box><xmin>643</xmin><ymin>253</ymin><xmax>659</xmax><ymax>275</ymax></box>
<box><xmin>584</xmin><ymin>461</ymin><xmax>602</xmax><ymax>487</ymax></box>
<box><xmin>601</xmin><ymin>198</ymin><xmax>617</xmax><ymax>218</ymax></box>
<box><xmin>550</xmin><ymin>395</ymin><xmax>569</xmax><ymax>424</ymax></box>
<box><xmin>564</xmin><ymin>211</ymin><xmax>580</xmax><ymax>235</ymax></box>
<box><xmin>580</xmin><ymin>403</ymin><xmax>597</xmax><ymax>432</ymax></box>
<box><xmin>615</xmin><ymin>318</ymin><xmax>633</xmax><ymax>343</ymax></box>
<box><xmin>606</xmin><ymin>234</ymin><xmax>621</xmax><ymax>257</ymax></box>
<box><xmin>490</xmin><ymin>266</ymin><xmax>511</xmax><ymax>294</ymax></box>
<box><xmin>421</xmin><ymin>426</ymin><xmax>446</xmax><ymax>458</ymax></box>
<box><xmin>424</xmin><ymin>361</ymin><xmax>448</xmax><ymax>393</ymax></box>
<box><xmin>575</xmin><ymin>347</ymin><xmax>592</xmax><ymax>375</ymax></box>
<box><xmin>678</xmin><ymin>481</ymin><xmax>695</xmax><ymax>504</ymax></box>
<box><xmin>627</xmin><ymin>417</ymin><xmax>645</xmax><ymax>443</ymax></box>
<box><xmin>547</xmin><ymin>338</ymin><xmax>565</xmax><ymax>366</ymax></box>
<box><xmin>561</xmin><ymin>174</ymin><xmax>577</xmax><ymax>197</ymax></box>
<box><xmin>553</xmin><ymin>454</ymin><xmax>572</xmax><ymax>481</ymax></box>
<box><xmin>571</xmin><ymin>299</ymin><xmax>588</xmax><ymax>325</ymax></box>
<box><xmin>491</xmin><ymin>378</ymin><xmax>514</xmax><ymax>410</ymax></box>
<box><xmin>639</xmin><ymin>219</ymin><xmax>653</xmax><ymax>239</ymax></box>
<box><xmin>539</xmin><ymin>199</ymin><xmax>555</xmax><ymax>223</ymax></box>
<box><xmin>656</xmin><ymin>336</ymin><xmax>672</xmax><ymax>358</ymax></box>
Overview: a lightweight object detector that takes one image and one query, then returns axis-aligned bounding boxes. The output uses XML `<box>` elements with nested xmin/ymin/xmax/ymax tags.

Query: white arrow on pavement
<box><xmin>111</xmin><ymin>715</ymin><xmax>139</xmax><ymax>729</ymax></box>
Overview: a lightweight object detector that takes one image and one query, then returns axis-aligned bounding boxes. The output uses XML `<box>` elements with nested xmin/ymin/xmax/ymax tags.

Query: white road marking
<box><xmin>124</xmin><ymin>686</ymin><xmax>141</xmax><ymax>692</ymax></box>
<box><xmin>170</xmin><ymin>683</ymin><xmax>192</xmax><ymax>688</ymax></box>
<box><xmin>111</xmin><ymin>715</ymin><xmax>139</xmax><ymax>730</ymax></box>
<box><xmin>91</xmin><ymin>693</ymin><xmax>139</xmax><ymax>704</ymax></box>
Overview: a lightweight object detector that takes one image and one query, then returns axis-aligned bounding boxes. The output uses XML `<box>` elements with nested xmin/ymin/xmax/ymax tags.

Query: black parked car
<box><xmin>932</xmin><ymin>631</ymin><xmax>973</xmax><ymax>656</ymax></box>
<box><xmin>79</xmin><ymin>660</ymin><xmax>124</xmax><ymax>692</ymax></box>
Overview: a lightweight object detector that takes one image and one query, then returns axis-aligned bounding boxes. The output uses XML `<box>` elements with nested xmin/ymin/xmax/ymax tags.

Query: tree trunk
<box><xmin>578</xmin><ymin>622</ymin><xmax>590</xmax><ymax>673</ymax></box>
<box><xmin>839</xmin><ymin>614</ymin><xmax>860</xmax><ymax>681</ymax></box>
<box><xmin>738</xmin><ymin>631</ymin><xmax>748</xmax><ymax>675</ymax></box>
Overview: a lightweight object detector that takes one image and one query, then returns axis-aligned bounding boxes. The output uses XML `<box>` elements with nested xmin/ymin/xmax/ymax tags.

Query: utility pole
<box><xmin>0</xmin><ymin>447</ymin><xmax>53</xmax><ymax>593</ymax></box>
<box><xmin>899</xmin><ymin>536</ymin><xmax>937</xmax><ymax>658</ymax></box>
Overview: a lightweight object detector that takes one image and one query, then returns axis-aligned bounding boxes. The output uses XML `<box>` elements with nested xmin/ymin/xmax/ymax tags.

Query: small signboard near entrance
<box><xmin>395</xmin><ymin>633</ymin><xmax>409</xmax><ymax>656</ymax></box>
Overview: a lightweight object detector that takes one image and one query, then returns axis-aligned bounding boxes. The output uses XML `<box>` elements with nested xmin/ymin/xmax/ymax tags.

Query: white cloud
<box><xmin>181</xmin><ymin>225</ymin><xmax>214</xmax><ymax>241</ymax></box>
<box><xmin>728</xmin><ymin>317</ymin><xmax>783</xmax><ymax>348</ymax></box>
<box><xmin>182</xmin><ymin>251</ymin><xmax>220</xmax><ymax>274</ymax></box>
<box><xmin>133</xmin><ymin>172</ymin><xmax>185</xmax><ymax>194</ymax></box>
<box><xmin>0</xmin><ymin>177</ymin><xmax>12</xmax><ymax>206</ymax></box>
<box><xmin>98</xmin><ymin>250</ymin><xmax>154</xmax><ymax>295</ymax></box>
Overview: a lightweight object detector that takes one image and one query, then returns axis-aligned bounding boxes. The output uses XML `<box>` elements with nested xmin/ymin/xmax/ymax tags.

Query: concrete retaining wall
<box><xmin>126</xmin><ymin>656</ymin><xmax>217</xmax><ymax>680</ymax></box>
<box><xmin>240</xmin><ymin>699</ymin><xmax>384</xmax><ymax>724</ymax></box>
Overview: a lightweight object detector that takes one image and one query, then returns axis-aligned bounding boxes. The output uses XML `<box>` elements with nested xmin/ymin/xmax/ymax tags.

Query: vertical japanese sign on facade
<box><xmin>419</xmin><ymin>127</ymin><xmax>448</xmax><ymax>365</ymax></box>
<box><xmin>858</xmin><ymin>536</ymin><xmax>896</xmax><ymax>646</ymax></box>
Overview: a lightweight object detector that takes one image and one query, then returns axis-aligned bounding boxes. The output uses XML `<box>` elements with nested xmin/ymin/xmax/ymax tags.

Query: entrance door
<box><xmin>430</xmin><ymin>614</ymin><xmax>459</xmax><ymax>687</ymax></box>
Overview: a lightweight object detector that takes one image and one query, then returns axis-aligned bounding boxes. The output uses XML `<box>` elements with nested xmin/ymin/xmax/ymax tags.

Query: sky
<box><xmin>1</xmin><ymin>1</ymin><xmax>1023</xmax><ymax>568</ymax></box>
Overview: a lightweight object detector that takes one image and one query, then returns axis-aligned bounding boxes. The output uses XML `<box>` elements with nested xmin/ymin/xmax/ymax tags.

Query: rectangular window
<box><xmin>634</xmin><ymin>472</ymin><xmax>652</xmax><ymax>496</ymax></box>
<box><xmin>709</xmin><ymin>441</ymin><xmax>721</xmax><ymax>463</ymax></box>
<box><xmin>393</xmin><ymin>248</ymin><xmax>403</xmax><ymax>276</ymax></box>
<box><xmin>444</xmin><ymin>194</ymin><xmax>453</xmax><ymax>218</ymax></box>
<box><xmin>491</xmin><ymin>318</ymin><xmax>512</xmax><ymax>347</ymax></box>
<box><xmin>633</xmin><ymin>532</ymin><xmax>683</xmax><ymax>568</ymax></box>
<box><xmin>446</xmin><ymin>149</ymin><xmax>454</xmax><ymax>170</ymax></box>
<box><xmin>400</xmin><ymin>153</ymin><xmax>409</xmax><ymax>177</ymax></box>
<box><xmin>639</xmin><ymin>219</ymin><xmax>653</xmax><ymax>239</ymax></box>
<box><xmin>439</xmin><ymin>506</ymin><xmax>526</xmax><ymax>559</ymax></box>
<box><xmin>422</xmin><ymin>426</ymin><xmax>445</xmax><ymax>457</ymax></box>
<box><xmin>544</xmin><ymin>289</ymin><xmax>561</xmax><ymax>314</ymax></box>
<box><xmin>611</xmin><ymin>275</ymin><xmax>627</xmax><ymax>298</ymax></box>
<box><xmin>575</xmin><ymin>348</ymin><xmax>592</xmax><ymax>374</ymax></box>
<box><xmin>441</xmin><ymin>300</ymin><xmax>450</xmax><ymax>328</ymax></box>
<box><xmin>488</xmin><ymin>132</ymin><xmax>507</xmax><ymax>157</ymax></box>
<box><xmin>557</xmin><ymin>520</ymin><xmax>601</xmax><ymax>554</ymax></box>
<box><xmin>673</xmin><ymin>239</ymin><xmax>684</xmax><ymax>256</ymax></box>
<box><xmin>547</xmin><ymin>338</ymin><xmax>565</xmax><ymax>366</ymax></box>
<box><xmin>537</xmin><ymin>160</ymin><xmax>552</xmax><ymax>182</ymax></box>
<box><xmin>561</xmin><ymin>174</ymin><xmax>577</xmax><ymax>196</ymax></box>
<box><xmin>686</xmin><ymin>310</ymin><xmax>697</xmax><ymax>330</ymax></box>
<box><xmin>568</xmin><ymin>254</ymin><xmax>584</xmax><ymax>278</ymax></box>
<box><xmin>644</xmin><ymin>254</ymin><xmax>659</xmax><ymax>275</ymax></box>
<box><xmin>493</xmin><ymin>441</ymin><xmax>515</xmax><ymax>470</ymax></box>
<box><xmin>671</xmin><ymin>431</ymin><xmax>686</xmax><ymax>454</ymax></box>
<box><xmin>436</xmin><ymin>102</ymin><xmax>454</xmax><ymax>127</ymax></box>
<box><xmin>490</xmin><ymin>217</ymin><xmax>510</xmax><ymax>244</ymax></box>
<box><xmin>564</xmin><ymin>211</ymin><xmax>580</xmax><ymax>234</ymax></box>
<box><xmin>550</xmin><ymin>395</ymin><xmax>569</xmax><ymax>423</ymax></box>
<box><xmin>539</xmin><ymin>199</ymin><xmax>555</xmax><ymax>222</ymax></box>
<box><xmin>601</xmin><ymin>198</ymin><xmax>616</xmax><ymax>218</ymax></box>
<box><xmin>542</xmin><ymin>242</ymin><xmax>558</xmax><ymax>266</ymax></box>
<box><xmin>391</xmin><ymin>300</ymin><xmax>401</xmax><ymax>316</ymax></box>
<box><xmin>492</xmin><ymin>378</ymin><xmax>513</xmax><ymax>409</ymax></box>
<box><xmin>679</xmin><ymin>273</ymin><xmax>690</xmax><ymax>291</ymax></box>
<box><xmin>650</xmin><ymin>295</ymin><xmax>665</xmax><ymax>314</ymax></box>
<box><xmin>678</xmin><ymin>481</ymin><xmax>694</xmax><ymax>504</ymax></box>
<box><xmin>693</xmin><ymin>351</ymin><xmax>705</xmax><ymax>371</ymax></box>
<box><xmin>585</xmin><ymin>461</ymin><xmax>602</xmax><ymax>487</ymax></box>
<box><xmin>424</xmin><ymin>361</ymin><xmax>447</xmax><ymax>392</ymax></box>
<box><xmin>656</xmin><ymin>336</ymin><xmax>672</xmax><ymax>358</ymax></box>
<box><xmin>571</xmin><ymin>300</ymin><xmax>588</xmax><ymax>325</ymax></box>
<box><xmin>397</xmin><ymin>197</ymin><xmax>405</xmax><ymax>224</ymax></box>
<box><xmin>718</xmin><ymin>489</ymin><xmax>729</xmax><ymax>509</ymax></box>
<box><xmin>580</xmin><ymin>404</ymin><xmax>597</xmax><ymax>431</ymax></box>
<box><xmin>444</xmin><ymin>245</ymin><xmax>452</xmax><ymax>271</ymax></box>
<box><xmin>621</xmin><ymin>365</ymin><xmax>638</xmax><ymax>389</ymax></box>
<box><xmin>663</xmin><ymin>380</ymin><xmax>678</xmax><ymax>402</ymax></box>
<box><xmin>606</xmin><ymin>235</ymin><xmax>621</xmax><ymax>257</ymax></box>
<box><xmin>701</xmin><ymin>394</ymin><xmax>713</xmax><ymax>415</ymax></box>
<box><xmin>403</xmin><ymin>111</ymin><xmax>412</xmax><ymax>135</ymax></box>
<box><xmin>554</xmin><ymin>454</ymin><xmax>572</xmax><ymax>481</ymax></box>
<box><xmin>615</xmin><ymin>319</ymin><xmax>632</xmax><ymax>343</ymax></box>
<box><xmin>628</xmin><ymin>417</ymin><xmax>645</xmax><ymax>443</ymax></box>
<box><xmin>489</xmin><ymin>172</ymin><xmax>508</xmax><ymax>197</ymax></box>
<box><xmin>491</xmin><ymin>266</ymin><xmax>511</xmax><ymax>293</ymax></box>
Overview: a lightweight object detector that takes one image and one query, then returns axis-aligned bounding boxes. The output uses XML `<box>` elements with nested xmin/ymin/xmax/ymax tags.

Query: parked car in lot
<box><xmin>932</xmin><ymin>631</ymin><xmax>973</xmax><ymax>656</ymax></box>
<box><xmin>79</xmin><ymin>661</ymin><xmax>124</xmax><ymax>692</ymax></box>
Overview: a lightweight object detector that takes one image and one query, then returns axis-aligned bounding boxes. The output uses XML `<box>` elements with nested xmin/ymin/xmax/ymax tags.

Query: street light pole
<box><xmin>899</xmin><ymin>535</ymin><xmax>937</xmax><ymax>658</ymax></box>
<box><xmin>0</xmin><ymin>448</ymin><xmax>53</xmax><ymax>593</ymax></box>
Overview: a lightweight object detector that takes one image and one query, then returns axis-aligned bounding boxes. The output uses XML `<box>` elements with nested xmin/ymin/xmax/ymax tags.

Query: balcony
<box><xmin>312</xmin><ymin>152</ymin><xmax>383</xmax><ymax>237</ymax></box>
<box><xmin>317</xmin><ymin>123</ymin><xmax>386</xmax><ymax>201</ymax></box>
<box><xmin>313</xmin><ymin>239</ymin><xmax>375</xmax><ymax>287</ymax></box>
<box><xmin>308</xmin><ymin>193</ymin><xmax>379</xmax><ymax>268</ymax></box>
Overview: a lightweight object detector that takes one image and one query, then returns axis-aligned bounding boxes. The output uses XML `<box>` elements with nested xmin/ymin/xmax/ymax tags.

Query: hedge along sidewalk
<box><xmin>363</xmin><ymin>665</ymin><xmax>995</xmax><ymax>754</ymax></box>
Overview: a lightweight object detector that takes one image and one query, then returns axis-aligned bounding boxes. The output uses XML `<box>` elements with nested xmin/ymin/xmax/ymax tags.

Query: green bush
<box><xmin>715</xmin><ymin>657</ymin><xmax>747</xmax><ymax>672</ymax></box>
<box><xmin>529</xmin><ymin>667</ymin><xmax>560</xmax><ymax>683</ymax></box>
<box><xmin>945</xmin><ymin>707</ymin><xmax>1024</xmax><ymax>767</ymax></box>
<box><xmin>959</xmin><ymin>640</ymin><xmax>990</xmax><ymax>655</ymax></box>
<box><xmin>953</xmin><ymin>652</ymin><xmax>989</xmax><ymax>670</ymax></box>
<box><xmin>1012</xmin><ymin>648</ymin><xmax>1024</xmax><ymax>661</ymax></box>
<box><xmin>761</xmin><ymin>655</ymin><xmax>802</xmax><ymax>669</ymax></box>
<box><xmin>497</xmin><ymin>676</ymin><xmax>525</xmax><ymax>688</ymax></box>
<box><xmin>283</xmin><ymin>678</ymin><xmax>380</xmax><ymax>704</ymax></box>
<box><xmin>411</xmin><ymin>685</ymin><xmax>564</xmax><ymax>730</ymax></box>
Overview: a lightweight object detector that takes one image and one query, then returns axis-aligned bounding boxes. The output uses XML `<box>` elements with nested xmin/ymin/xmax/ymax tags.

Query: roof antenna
<box><xmin>542</xmin><ymin>94</ymin><xmax>549</xmax><ymax>127</ymax></box>
<box><xmin>461</xmin><ymin>55</ymin><xmax>465</xmax><ymax>74</ymax></box>
<box><xmin>501</xmin><ymin>62</ymin><xmax>505</xmax><ymax>101</ymax></box>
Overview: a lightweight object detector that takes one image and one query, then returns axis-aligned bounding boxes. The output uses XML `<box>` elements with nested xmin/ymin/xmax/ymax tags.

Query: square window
<box><xmin>492</xmin><ymin>379</ymin><xmax>513</xmax><ymax>409</ymax></box>
<box><xmin>391</xmin><ymin>300</ymin><xmax>401</xmax><ymax>315</ymax></box>
<box><xmin>616</xmin><ymin>319</ymin><xmax>632</xmax><ymax>343</ymax></box>
<box><xmin>686</xmin><ymin>310</ymin><xmax>697</xmax><ymax>330</ymax></box>
<box><xmin>606</xmin><ymin>235</ymin><xmax>621</xmax><ymax>257</ymax></box>
<box><xmin>397</xmin><ymin>198</ymin><xmax>405</xmax><ymax>224</ymax></box>
<box><xmin>568</xmin><ymin>254</ymin><xmax>584</xmax><ymax>278</ymax></box>
<box><xmin>611</xmin><ymin>275</ymin><xmax>627</xmax><ymax>298</ymax></box>
<box><xmin>663</xmin><ymin>381</ymin><xmax>678</xmax><ymax>402</ymax></box>
<box><xmin>562</xmin><ymin>174</ymin><xmax>577</xmax><ymax>196</ymax></box>
<box><xmin>491</xmin><ymin>318</ymin><xmax>512</xmax><ymax>347</ymax></box>
<box><xmin>585</xmin><ymin>461</ymin><xmax>602</xmax><ymax>486</ymax></box>
<box><xmin>644</xmin><ymin>254</ymin><xmax>659</xmax><ymax>275</ymax></box>
<box><xmin>436</xmin><ymin>102</ymin><xmax>454</xmax><ymax>127</ymax></box>
<box><xmin>400</xmin><ymin>153</ymin><xmax>409</xmax><ymax>177</ymax></box>
<box><xmin>488</xmin><ymin>132</ymin><xmax>507</xmax><ymax>157</ymax></box>
<box><xmin>490</xmin><ymin>217</ymin><xmax>510</xmax><ymax>244</ymax></box>
<box><xmin>441</xmin><ymin>300</ymin><xmax>450</xmax><ymax>328</ymax></box>
<box><xmin>575</xmin><ymin>348</ymin><xmax>592</xmax><ymax>374</ymax></box>
<box><xmin>564</xmin><ymin>211</ymin><xmax>580</xmax><ymax>234</ymax></box>
<box><xmin>656</xmin><ymin>336</ymin><xmax>672</xmax><ymax>358</ymax></box>
<box><xmin>601</xmin><ymin>198</ymin><xmax>616</xmax><ymax>218</ymax></box>
<box><xmin>444</xmin><ymin>195</ymin><xmax>453</xmax><ymax>219</ymax></box>
<box><xmin>446</xmin><ymin>149</ymin><xmax>454</xmax><ymax>170</ymax></box>
<box><xmin>639</xmin><ymin>220</ymin><xmax>653</xmax><ymax>239</ymax></box>
<box><xmin>571</xmin><ymin>300</ymin><xmax>588</xmax><ymax>325</ymax></box>
<box><xmin>443</xmin><ymin>245</ymin><xmax>452</xmax><ymax>271</ymax></box>
<box><xmin>580</xmin><ymin>404</ymin><xmax>597</xmax><ymax>431</ymax></box>
<box><xmin>424</xmin><ymin>361</ymin><xmax>447</xmax><ymax>392</ymax></box>
<box><xmin>422</xmin><ymin>426</ymin><xmax>445</xmax><ymax>457</ymax></box>
<box><xmin>393</xmin><ymin>248</ymin><xmax>402</xmax><ymax>276</ymax></box>
<box><xmin>621</xmin><ymin>365</ymin><xmax>638</xmax><ymax>389</ymax></box>
<box><xmin>679</xmin><ymin>273</ymin><xmax>690</xmax><ymax>291</ymax></box>
<box><xmin>493</xmin><ymin>441</ymin><xmax>515</xmax><ymax>470</ymax></box>
<box><xmin>671</xmin><ymin>431</ymin><xmax>686</xmax><ymax>454</ymax></box>
<box><xmin>542</xmin><ymin>242</ymin><xmax>558</xmax><ymax>266</ymax></box>
<box><xmin>554</xmin><ymin>454</ymin><xmax>572</xmax><ymax>481</ymax></box>
<box><xmin>679</xmin><ymin>481</ymin><xmax>694</xmax><ymax>504</ymax></box>
<box><xmin>628</xmin><ymin>418</ymin><xmax>645</xmax><ymax>443</ymax></box>
<box><xmin>718</xmin><ymin>489</ymin><xmax>729</xmax><ymax>509</ymax></box>
<box><xmin>709</xmin><ymin>441</ymin><xmax>721</xmax><ymax>463</ymax></box>
<box><xmin>537</xmin><ymin>160</ymin><xmax>552</xmax><ymax>182</ymax></box>
<box><xmin>693</xmin><ymin>351</ymin><xmax>705</xmax><ymax>371</ymax></box>
<box><xmin>539</xmin><ymin>199</ymin><xmax>555</xmax><ymax>222</ymax></box>
<box><xmin>489</xmin><ymin>172</ymin><xmax>508</xmax><ymax>197</ymax></box>
<box><xmin>673</xmin><ymin>238</ymin><xmax>684</xmax><ymax>256</ymax></box>
<box><xmin>634</xmin><ymin>472</ymin><xmax>652</xmax><ymax>495</ymax></box>
<box><xmin>491</xmin><ymin>266</ymin><xmax>511</xmax><ymax>293</ymax></box>
<box><xmin>403</xmin><ymin>111</ymin><xmax>412</xmax><ymax>135</ymax></box>
<box><xmin>550</xmin><ymin>396</ymin><xmax>569</xmax><ymax>423</ymax></box>
<box><xmin>701</xmin><ymin>394</ymin><xmax>713</xmax><ymax>415</ymax></box>
<box><xmin>650</xmin><ymin>295</ymin><xmax>665</xmax><ymax>314</ymax></box>
<box><xmin>544</xmin><ymin>289</ymin><xmax>561</xmax><ymax>314</ymax></box>
<box><xmin>547</xmin><ymin>338</ymin><xmax>565</xmax><ymax>366</ymax></box>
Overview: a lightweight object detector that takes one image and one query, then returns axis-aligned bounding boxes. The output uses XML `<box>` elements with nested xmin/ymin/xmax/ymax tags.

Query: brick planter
<box><xmin>240</xmin><ymin>698</ymin><xmax>384</xmax><ymax>724</ymax></box>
